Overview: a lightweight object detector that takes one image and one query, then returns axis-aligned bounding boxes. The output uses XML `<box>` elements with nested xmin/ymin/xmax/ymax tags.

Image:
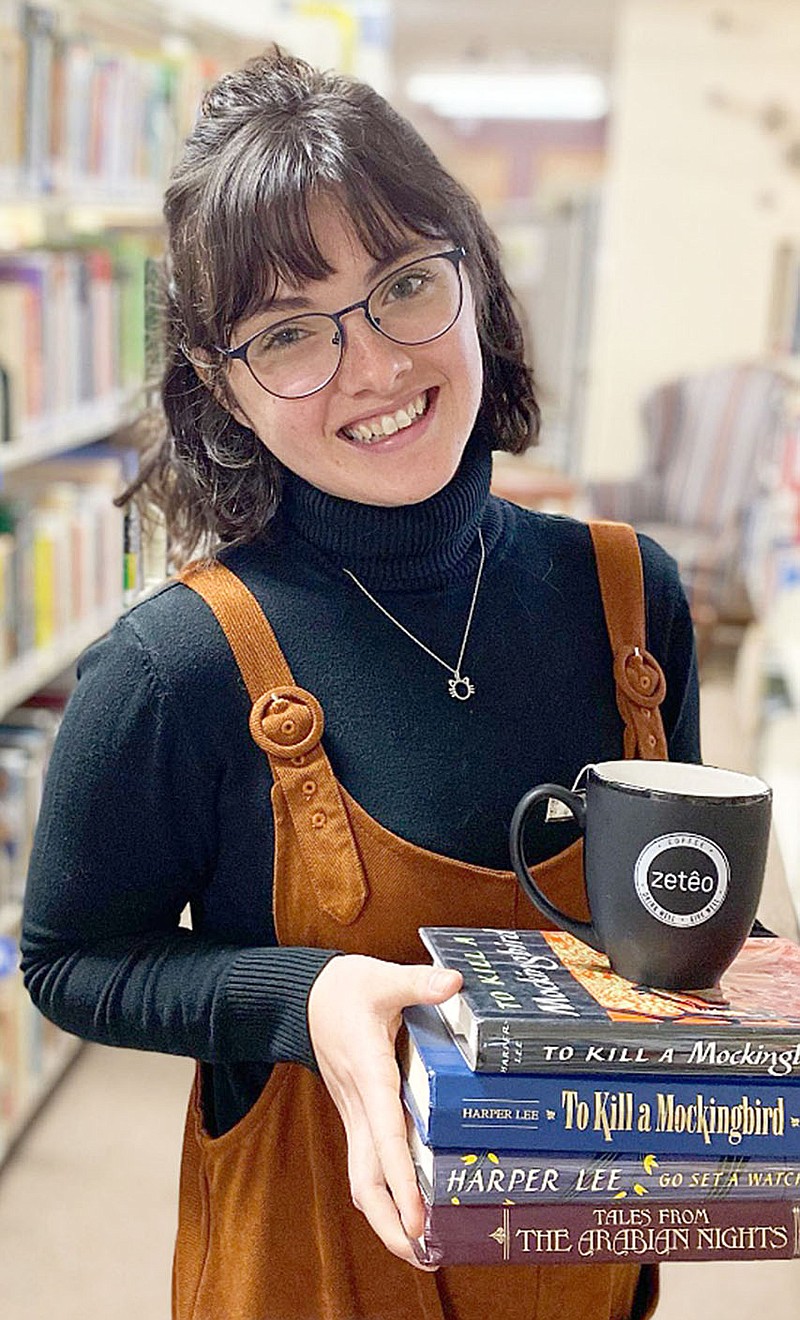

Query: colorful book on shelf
<box><xmin>21</xmin><ymin>3</ymin><xmax>56</xmax><ymax>193</ymax></box>
<box><xmin>0</xmin><ymin>8</ymin><xmax>25</xmax><ymax>192</ymax></box>
<box><xmin>405</xmin><ymin>1105</ymin><xmax>800</xmax><ymax>1205</ymax></box>
<box><xmin>413</xmin><ymin>1196</ymin><xmax>800</xmax><ymax>1268</ymax></box>
<box><xmin>0</xmin><ymin>271</ymin><xmax>39</xmax><ymax>435</ymax></box>
<box><xmin>0</xmin><ymin>452</ymin><xmax>130</xmax><ymax>663</ymax></box>
<box><xmin>399</xmin><ymin>1001</ymin><xmax>800</xmax><ymax>1157</ymax></box>
<box><xmin>418</xmin><ymin>926</ymin><xmax>800</xmax><ymax>1076</ymax></box>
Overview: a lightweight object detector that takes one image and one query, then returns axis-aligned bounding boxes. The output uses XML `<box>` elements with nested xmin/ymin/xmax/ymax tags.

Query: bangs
<box><xmin>185</xmin><ymin>115</ymin><xmax>458</xmax><ymax>347</ymax></box>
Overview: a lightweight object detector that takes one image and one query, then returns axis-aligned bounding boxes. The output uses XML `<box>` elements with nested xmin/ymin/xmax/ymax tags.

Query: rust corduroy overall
<box><xmin>173</xmin><ymin>521</ymin><xmax>669</xmax><ymax>1320</ymax></box>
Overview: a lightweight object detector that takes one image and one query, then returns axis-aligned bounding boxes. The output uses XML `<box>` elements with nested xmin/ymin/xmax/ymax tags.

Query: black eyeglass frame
<box><xmin>214</xmin><ymin>246</ymin><xmax>467</xmax><ymax>400</ymax></box>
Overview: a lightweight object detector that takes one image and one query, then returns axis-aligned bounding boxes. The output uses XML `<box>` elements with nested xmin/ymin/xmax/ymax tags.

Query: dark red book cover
<box><xmin>415</xmin><ymin>1196</ymin><xmax>800</xmax><ymax>1267</ymax></box>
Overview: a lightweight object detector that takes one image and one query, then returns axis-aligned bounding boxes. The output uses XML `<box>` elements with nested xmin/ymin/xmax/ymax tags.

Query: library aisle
<box><xmin>0</xmin><ymin>656</ymin><xmax>799</xmax><ymax>1319</ymax></box>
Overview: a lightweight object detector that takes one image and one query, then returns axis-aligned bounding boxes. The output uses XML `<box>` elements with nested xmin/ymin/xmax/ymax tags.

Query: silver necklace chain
<box><xmin>343</xmin><ymin>527</ymin><xmax>485</xmax><ymax>701</ymax></box>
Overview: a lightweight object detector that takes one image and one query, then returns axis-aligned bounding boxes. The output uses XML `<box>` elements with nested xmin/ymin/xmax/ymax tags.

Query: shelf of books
<box><xmin>0</xmin><ymin>0</ymin><xmax>266</xmax><ymax>1172</ymax></box>
<box><xmin>0</xmin><ymin>688</ymin><xmax>79</xmax><ymax>1168</ymax></box>
<box><xmin>0</xmin><ymin>441</ymin><xmax>166</xmax><ymax>1171</ymax></box>
<box><xmin>0</xmin><ymin>967</ymin><xmax>84</xmax><ymax>1170</ymax></box>
<box><xmin>1</xmin><ymin>388</ymin><xmax>144</xmax><ymax>471</ymax></box>
<box><xmin>0</xmin><ymin>0</ymin><xmax>389</xmax><ymax>1177</ymax></box>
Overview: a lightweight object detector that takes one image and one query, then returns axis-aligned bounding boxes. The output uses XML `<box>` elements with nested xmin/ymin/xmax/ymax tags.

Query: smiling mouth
<box><xmin>339</xmin><ymin>389</ymin><xmax>432</xmax><ymax>443</ymax></box>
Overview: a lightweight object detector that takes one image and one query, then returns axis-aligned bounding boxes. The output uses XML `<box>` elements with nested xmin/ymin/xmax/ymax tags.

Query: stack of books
<box><xmin>399</xmin><ymin>926</ymin><xmax>800</xmax><ymax>1268</ymax></box>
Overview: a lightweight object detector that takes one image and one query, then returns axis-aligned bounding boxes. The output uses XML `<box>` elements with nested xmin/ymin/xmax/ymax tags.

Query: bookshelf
<box><xmin>1</xmin><ymin>387</ymin><xmax>142</xmax><ymax>471</ymax></box>
<box><xmin>0</xmin><ymin>0</ymin><xmax>391</xmax><ymax>1182</ymax></box>
<box><xmin>0</xmin><ymin>0</ymin><xmax>264</xmax><ymax>1172</ymax></box>
<box><xmin>1</xmin><ymin>600</ymin><xmax>132</xmax><ymax>718</ymax></box>
<box><xmin>0</xmin><ymin>1029</ymin><xmax>82</xmax><ymax>1167</ymax></box>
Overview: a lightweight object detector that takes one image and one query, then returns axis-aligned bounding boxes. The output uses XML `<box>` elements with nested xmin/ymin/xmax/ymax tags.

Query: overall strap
<box><xmin>588</xmin><ymin>522</ymin><xmax>669</xmax><ymax>760</ymax></box>
<box><xmin>179</xmin><ymin>559</ymin><xmax>368</xmax><ymax>925</ymax></box>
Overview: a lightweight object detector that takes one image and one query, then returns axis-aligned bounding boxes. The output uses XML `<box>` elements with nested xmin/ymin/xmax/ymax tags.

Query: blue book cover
<box><xmin>399</xmin><ymin>1002</ymin><xmax>800</xmax><ymax>1157</ymax></box>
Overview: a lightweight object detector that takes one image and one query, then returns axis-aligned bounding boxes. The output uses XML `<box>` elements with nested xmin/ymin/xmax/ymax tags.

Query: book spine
<box><xmin>470</xmin><ymin>1031</ymin><xmax>800</xmax><ymax>1078</ymax></box>
<box><xmin>422</xmin><ymin>1074</ymin><xmax>800</xmax><ymax>1156</ymax></box>
<box><xmin>421</xmin><ymin>1147</ymin><xmax>800</xmax><ymax>1205</ymax></box>
<box><xmin>416</xmin><ymin>1197</ymin><xmax>800</xmax><ymax>1267</ymax></box>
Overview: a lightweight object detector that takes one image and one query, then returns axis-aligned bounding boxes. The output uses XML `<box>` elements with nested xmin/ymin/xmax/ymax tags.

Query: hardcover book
<box><xmin>399</xmin><ymin>1002</ymin><xmax>800</xmax><ymax>1156</ymax></box>
<box><xmin>418</xmin><ymin>927</ymin><xmax>800</xmax><ymax>1076</ymax></box>
<box><xmin>414</xmin><ymin>1196</ymin><xmax>800</xmax><ymax>1268</ymax></box>
<box><xmin>405</xmin><ymin>1106</ymin><xmax>800</xmax><ymax>1205</ymax></box>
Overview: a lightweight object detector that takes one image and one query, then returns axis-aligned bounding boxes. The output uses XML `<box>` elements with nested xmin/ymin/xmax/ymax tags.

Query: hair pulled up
<box><xmin>127</xmin><ymin>47</ymin><xmax>540</xmax><ymax>560</ymax></box>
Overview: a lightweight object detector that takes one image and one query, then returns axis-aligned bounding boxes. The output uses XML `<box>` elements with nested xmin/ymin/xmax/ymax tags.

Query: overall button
<box><xmin>249</xmin><ymin>686</ymin><xmax>325</xmax><ymax>758</ymax></box>
<box><xmin>302</xmin><ymin>780</ymin><xmax>317</xmax><ymax>797</ymax></box>
<box><xmin>311</xmin><ymin>810</ymin><xmax>327</xmax><ymax>829</ymax></box>
<box><xmin>614</xmin><ymin>645</ymin><xmax>666</xmax><ymax>708</ymax></box>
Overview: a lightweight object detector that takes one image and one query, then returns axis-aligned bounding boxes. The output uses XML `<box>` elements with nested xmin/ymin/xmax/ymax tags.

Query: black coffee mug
<box><xmin>509</xmin><ymin>760</ymin><xmax>772</xmax><ymax>990</ymax></box>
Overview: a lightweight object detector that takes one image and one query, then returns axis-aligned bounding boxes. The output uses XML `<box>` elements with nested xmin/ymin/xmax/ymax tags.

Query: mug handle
<box><xmin>509</xmin><ymin>784</ymin><xmax>603</xmax><ymax>952</ymax></box>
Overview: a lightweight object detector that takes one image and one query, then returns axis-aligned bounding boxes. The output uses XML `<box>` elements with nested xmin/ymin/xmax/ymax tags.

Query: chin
<box><xmin>368</xmin><ymin>454</ymin><xmax>464</xmax><ymax>508</ymax></box>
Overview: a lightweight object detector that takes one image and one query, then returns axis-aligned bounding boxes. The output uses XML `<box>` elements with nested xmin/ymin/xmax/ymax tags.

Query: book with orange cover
<box><xmin>419</xmin><ymin>927</ymin><xmax>800</xmax><ymax>1076</ymax></box>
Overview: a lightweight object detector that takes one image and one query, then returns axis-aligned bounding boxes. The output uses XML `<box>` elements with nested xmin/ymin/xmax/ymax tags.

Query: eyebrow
<box><xmin>254</xmin><ymin>241</ymin><xmax>435</xmax><ymax>319</ymax></box>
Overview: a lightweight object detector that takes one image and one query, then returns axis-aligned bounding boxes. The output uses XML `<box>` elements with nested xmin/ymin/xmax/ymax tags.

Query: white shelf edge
<box><xmin>0</xmin><ymin>189</ymin><xmax>164</xmax><ymax>214</ymax></box>
<box><xmin>0</xmin><ymin>605</ymin><xmax>125</xmax><ymax>717</ymax></box>
<box><xmin>0</xmin><ymin>581</ymin><xmax>165</xmax><ymax>719</ymax></box>
<box><xmin>0</xmin><ymin>389</ymin><xmax>143</xmax><ymax>472</ymax></box>
<box><xmin>0</xmin><ymin>1035</ymin><xmax>84</xmax><ymax>1171</ymax></box>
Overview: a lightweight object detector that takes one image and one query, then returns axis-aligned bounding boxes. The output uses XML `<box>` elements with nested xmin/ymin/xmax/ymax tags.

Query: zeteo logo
<box><xmin>633</xmin><ymin>834</ymin><xmax>729</xmax><ymax>927</ymax></box>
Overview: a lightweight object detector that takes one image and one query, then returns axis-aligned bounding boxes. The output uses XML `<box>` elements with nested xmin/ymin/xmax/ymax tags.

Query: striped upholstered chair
<box><xmin>588</xmin><ymin>363</ymin><xmax>786</xmax><ymax>659</ymax></box>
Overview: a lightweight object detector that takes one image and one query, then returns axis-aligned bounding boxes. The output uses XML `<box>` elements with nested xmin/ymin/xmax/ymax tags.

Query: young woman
<box><xmin>21</xmin><ymin>48</ymin><xmax>699</xmax><ymax>1320</ymax></box>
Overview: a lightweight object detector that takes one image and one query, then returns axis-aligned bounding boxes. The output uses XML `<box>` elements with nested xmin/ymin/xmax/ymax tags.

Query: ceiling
<box><xmin>388</xmin><ymin>0</ymin><xmax>621</xmax><ymax>129</ymax></box>
<box><xmin>392</xmin><ymin>0</ymin><xmax>620</xmax><ymax>81</ymax></box>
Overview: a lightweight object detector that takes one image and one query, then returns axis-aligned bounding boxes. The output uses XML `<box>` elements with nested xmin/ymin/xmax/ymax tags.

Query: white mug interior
<box><xmin>590</xmin><ymin>760</ymin><xmax>769</xmax><ymax>799</ymax></box>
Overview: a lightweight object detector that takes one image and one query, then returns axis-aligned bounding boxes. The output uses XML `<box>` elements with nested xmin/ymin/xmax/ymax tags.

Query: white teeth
<box><xmin>343</xmin><ymin>390</ymin><xmax>430</xmax><ymax>442</ymax></box>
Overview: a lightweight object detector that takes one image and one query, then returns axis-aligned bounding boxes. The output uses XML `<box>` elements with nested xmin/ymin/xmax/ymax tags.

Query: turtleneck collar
<box><xmin>275</xmin><ymin>427</ymin><xmax>499</xmax><ymax>592</ymax></box>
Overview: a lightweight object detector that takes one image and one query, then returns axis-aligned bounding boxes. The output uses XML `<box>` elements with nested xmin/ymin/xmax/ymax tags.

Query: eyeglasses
<box><xmin>215</xmin><ymin>247</ymin><xmax>466</xmax><ymax>399</ymax></box>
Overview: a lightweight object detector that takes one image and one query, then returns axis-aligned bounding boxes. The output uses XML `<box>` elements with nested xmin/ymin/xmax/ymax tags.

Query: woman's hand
<box><xmin>307</xmin><ymin>954</ymin><xmax>462</xmax><ymax>1270</ymax></box>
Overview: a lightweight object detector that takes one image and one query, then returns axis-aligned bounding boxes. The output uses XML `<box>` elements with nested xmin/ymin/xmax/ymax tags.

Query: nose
<box><xmin>334</xmin><ymin>308</ymin><xmax>413</xmax><ymax>396</ymax></box>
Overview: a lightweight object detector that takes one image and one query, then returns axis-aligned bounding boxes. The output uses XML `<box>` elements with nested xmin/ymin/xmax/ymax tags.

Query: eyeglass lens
<box><xmin>244</xmin><ymin>253</ymin><xmax>462</xmax><ymax>398</ymax></box>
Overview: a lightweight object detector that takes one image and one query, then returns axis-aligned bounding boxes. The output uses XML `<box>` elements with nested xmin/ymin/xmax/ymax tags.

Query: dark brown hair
<box><xmin>127</xmin><ymin>47</ymin><xmax>540</xmax><ymax>561</ymax></box>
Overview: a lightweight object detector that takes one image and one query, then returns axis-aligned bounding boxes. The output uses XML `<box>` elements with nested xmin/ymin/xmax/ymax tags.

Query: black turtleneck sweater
<box><xmin>21</xmin><ymin>434</ymin><xmax>700</xmax><ymax>1136</ymax></box>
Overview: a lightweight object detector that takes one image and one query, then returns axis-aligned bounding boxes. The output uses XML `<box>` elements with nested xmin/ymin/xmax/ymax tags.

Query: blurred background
<box><xmin>1</xmin><ymin>0</ymin><xmax>800</xmax><ymax>1315</ymax></box>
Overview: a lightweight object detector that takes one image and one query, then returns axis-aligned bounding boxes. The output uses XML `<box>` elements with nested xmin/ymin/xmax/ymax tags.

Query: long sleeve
<box><xmin>19</xmin><ymin>468</ymin><xmax>705</xmax><ymax>1138</ymax></box>
<box><xmin>20</xmin><ymin>610</ymin><xmax>338</xmax><ymax>1068</ymax></box>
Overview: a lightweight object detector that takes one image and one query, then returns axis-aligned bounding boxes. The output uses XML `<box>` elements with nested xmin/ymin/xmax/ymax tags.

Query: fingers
<box><xmin>361</xmin><ymin>1047</ymin><xmax>423</xmax><ymax>1237</ymax></box>
<box><xmin>328</xmin><ymin>1018</ymin><xmax>422</xmax><ymax>1236</ymax></box>
<box><xmin>346</xmin><ymin>1100</ymin><xmax>435</xmax><ymax>1271</ymax></box>
<box><xmin>306</xmin><ymin>955</ymin><xmax>464</xmax><ymax>1268</ymax></box>
<box><xmin>369</xmin><ymin>963</ymin><xmax>463</xmax><ymax>1016</ymax></box>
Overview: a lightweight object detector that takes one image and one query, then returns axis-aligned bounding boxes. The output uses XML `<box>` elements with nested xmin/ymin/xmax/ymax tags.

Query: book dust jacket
<box><xmin>419</xmin><ymin>927</ymin><xmax>800</xmax><ymax>1075</ymax></box>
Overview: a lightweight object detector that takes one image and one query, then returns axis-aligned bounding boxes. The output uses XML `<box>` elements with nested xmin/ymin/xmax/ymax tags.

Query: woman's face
<box><xmin>223</xmin><ymin>204</ymin><xmax>484</xmax><ymax>506</ymax></box>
